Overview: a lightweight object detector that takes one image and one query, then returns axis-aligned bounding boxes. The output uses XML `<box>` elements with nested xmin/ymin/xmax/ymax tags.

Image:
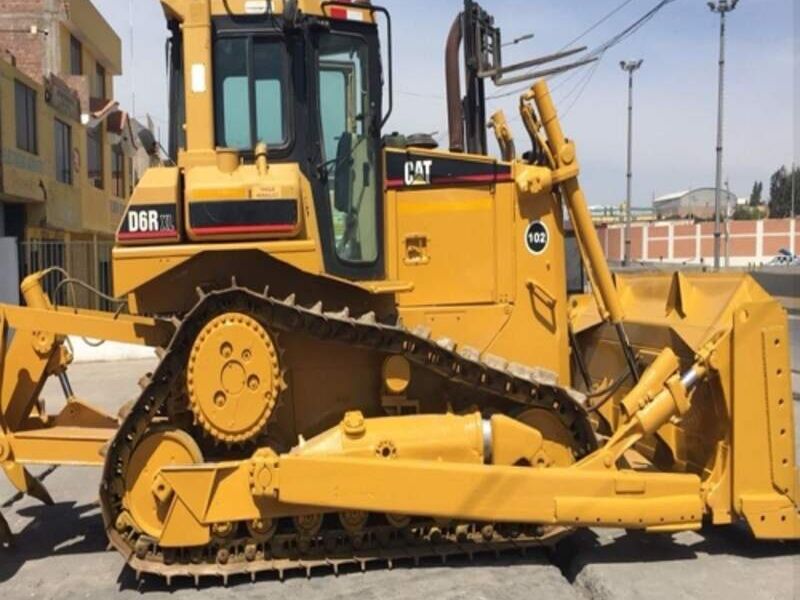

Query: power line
<box><xmin>559</xmin><ymin>61</ymin><xmax>602</xmax><ymax>119</ymax></box>
<box><xmin>397</xmin><ymin>90</ymin><xmax>446</xmax><ymax>101</ymax></box>
<box><xmin>585</xmin><ymin>0</ymin><xmax>678</xmax><ymax>60</ymax></box>
<box><xmin>487</xmin><ymin>0</ymin><xmax>640</xmax><ymax>101</ymax></box>
<box><xmin>487</xmin><ymin>0</ymin><xmax>678</xmax><ymax>102</ymax></box>
<box><xmin>557</xmin><ymin>0</ymin><xmax>638</xmax><ymax>53</ymax></box>
<box><xmin>557</xmin><ymin>60</ymin><xmax>599</xmax><ymax>105</ymax></box>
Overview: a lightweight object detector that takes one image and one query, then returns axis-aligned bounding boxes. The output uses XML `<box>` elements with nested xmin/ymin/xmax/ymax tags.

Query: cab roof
<box><xmin>162</xmin><ymin>0</ymin><xmax>375</xmax><ymax>23</ymax></box>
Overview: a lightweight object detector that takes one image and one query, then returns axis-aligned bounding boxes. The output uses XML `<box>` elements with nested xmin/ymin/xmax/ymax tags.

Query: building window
<box><xmin>112</xmin><ymin>144</ymin><xmax>125</xmax><ymax>197</ymax></box>
<box><xmin>70</xmin><ymin>35</ymin><xmax>83</xmax><ymax>75</ymax></box>
<box><xmin>87</xmin><ymin>126</ymin><xmax>104</xmax><ymax>189</ymax></box>
<box><xmin>128</xmin><ymin>157</ymin><xmax>135</xmax><ymax>196</ymax></box>
<box><xmin>94</xmin><ymin>62</ymin><xmax>106</xmax><ymax>99</ymax></box>
<box><xmin>14</xmin><ymin>81</ymin><xmax>37</xmax><ymax>154</ymax></box>
<box><xmin>54</xmin><ymin>119</ymin><xmax>73</xmax><ymax>184</ymax></box>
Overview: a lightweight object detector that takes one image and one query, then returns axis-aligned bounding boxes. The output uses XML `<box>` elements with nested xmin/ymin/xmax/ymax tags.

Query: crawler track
<box><xmin>99</xmin><ymin>282</ymin><xmax>596</xmax><ymax>583</ymax></box>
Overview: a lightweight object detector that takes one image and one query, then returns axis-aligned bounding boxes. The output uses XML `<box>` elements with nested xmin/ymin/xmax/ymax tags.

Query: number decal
<box><xmin>525</xmin><ymin>221</ymin><xmax>550</xmax><ymax>255</ymax></box>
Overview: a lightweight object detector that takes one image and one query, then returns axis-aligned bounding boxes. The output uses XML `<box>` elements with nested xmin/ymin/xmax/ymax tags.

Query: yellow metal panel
<box><xmin>201</xmin><ymin>0</ymin><xmax>377</xmax><ymax>21</ymax></box>
<box><xmin>487</xmin><ymin>179</ymin><xmax>570</xmax><ymax>379</ymax></box>
<box><xmin>2</xmin><ymin>305</ymin><xmax>171</xmax><ymax>347</ymax></box>
<box><xmin>730</xmin><ymin>300</ymin><xmax>800</xmax><ymax>538</ymax></box>
<box><xmin>112</xmin><ymin>240</ymin><xmax>320</xmax><ymax>300</ymax></box>
<box><xmin>159</xmin><ymin>498</ymin><xmax>211</xmax><ymax>547</ymax></box>
<box><xmin>10</xmin><ymin>426</ymin><xmax>113</xmax><ymax>466</ymax></box>
<box><xmin>761</xmin><ymin>325</ymin><xmax>796</xmax><ymax>497</ymax></box>
<box><xmin>0</xmin><ymin>309</ymin><xmax>5</xmax><ymax>422</ymax></box>
<box><xmin>493</xmin><ymin>177</ymin><xmax>516</xmax><ymax>304</ymax></box>
<box><xmin>0</xmin><ymin>329</ymin><xmax>52</xmax><ymax>431</ymax></box>
<box><xmin>399</xmin><ymin>304</ymin><xmax>511</xmax><ymax>354</ymax></box>
<box><xmin>275</xmin><ymin>455</ymin><xmax>703</xmax><ymax>528</ymax></box>
<box><xmin>183</xmin><ymin>163</ymin><xmax>303</xmax><ymax>242</ymax></box>
<box><xmin>395</xmin><ymin>186</ymin><xmax>497</xmax><ymax>306</ymax></box>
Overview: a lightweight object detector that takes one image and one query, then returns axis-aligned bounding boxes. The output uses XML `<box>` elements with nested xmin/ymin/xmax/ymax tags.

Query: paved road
<box><xmin>1</xmin><ymin>343</ymin><xmax>798</xmax><ymax>599</ymax></box>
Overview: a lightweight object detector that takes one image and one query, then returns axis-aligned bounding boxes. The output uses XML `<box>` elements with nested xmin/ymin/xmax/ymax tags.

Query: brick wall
<box><xmin>0</xmin><ymin>0</ymin><xmax>49</xmax><ymax>82</ymax></box>
<box><xmin>598</xmin><ymin>218</ymin><xmax>800</xmax><ymax>266</ymax></box>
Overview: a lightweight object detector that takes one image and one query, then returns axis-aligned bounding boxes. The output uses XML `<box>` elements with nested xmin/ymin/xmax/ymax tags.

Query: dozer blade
<box><xmin>2</xmin><ymin>461</ymin><xmax>54</xmax><ymax>506</ymax></box>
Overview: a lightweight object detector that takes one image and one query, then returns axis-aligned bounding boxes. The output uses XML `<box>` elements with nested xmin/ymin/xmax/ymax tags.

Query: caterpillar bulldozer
<box><xmin>0</xmin><ymin>0</ymin><xmax>798</xmax><ymax>584</ymax></box>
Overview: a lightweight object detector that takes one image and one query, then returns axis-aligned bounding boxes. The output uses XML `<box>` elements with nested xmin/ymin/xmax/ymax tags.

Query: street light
<box><xmin>708</xmin><ymin>0</ymin><xmax>739</xmax><ymax>271</ymax></box>
<box><xmin>620</xmin><ymin>59</ymin><xmax>643</xmax><ymax>267</ymax></box>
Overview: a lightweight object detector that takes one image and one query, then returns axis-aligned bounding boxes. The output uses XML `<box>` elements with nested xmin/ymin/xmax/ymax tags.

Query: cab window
<box><xmin>214</xmin><ymin>37</ymin><xmax>288</xmax><ymax>150</ymax></box>
<box><xmin>317</xmin><ymin>33</ymin><xmax>378</xmax><ymax>264</ymax></box>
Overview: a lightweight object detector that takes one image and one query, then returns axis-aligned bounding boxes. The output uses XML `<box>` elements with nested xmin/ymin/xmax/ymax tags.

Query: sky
<box><xmin>95</xmin><ymin>0</ymin><xmax>798</xmax><ymax>208</ymax></box>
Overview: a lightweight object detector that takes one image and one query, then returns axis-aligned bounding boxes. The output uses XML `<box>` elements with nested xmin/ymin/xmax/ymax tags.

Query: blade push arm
<box><xmin>518</xmin><ymin>81</ymin><xmax>641</xmax><ymax>382</ymax></box>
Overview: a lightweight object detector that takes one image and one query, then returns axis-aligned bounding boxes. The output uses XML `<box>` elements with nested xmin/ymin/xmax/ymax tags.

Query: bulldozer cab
<box><xmin>164</xmin><ymin>1</ymin><xmax>387</xmax><ymax>280</ymax></box>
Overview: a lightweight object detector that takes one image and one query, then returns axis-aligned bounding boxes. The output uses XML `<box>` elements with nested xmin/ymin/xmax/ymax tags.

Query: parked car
<box><xmin>767</xmin><ymin>249</ymin><xmax>800</xmax><ymax>266</ymax></box>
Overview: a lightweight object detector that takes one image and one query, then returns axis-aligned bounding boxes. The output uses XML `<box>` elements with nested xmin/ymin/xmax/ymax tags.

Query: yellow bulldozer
<box><xmin>0</xmin><ymin>0</ymin><xmax>797</xmax><ymax>583</ymax></box>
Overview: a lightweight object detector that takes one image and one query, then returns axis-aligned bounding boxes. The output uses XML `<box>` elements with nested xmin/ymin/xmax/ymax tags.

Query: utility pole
<box><xmin>620</xmin><ymin>59</ymin><xmax>643</xmax><ymax>267</ymax></box>
<box><xmin>709</xmin><ymin>0</ymin><xmax>739</xmax><ymax>271</ymax></box>
<box><xmin>129</xmin><ymin>0</ymin><xmax>136</xmax><ymax>118</ymax></box>
<box><xmin>792</xmin><ymin>160</ymin><xmax>796</xmax><ymax>219</ymax></box>
<box><xmin>724</xmin><ymin>178</ymin><xmax>731</xmax><ymax>267</ymax></box>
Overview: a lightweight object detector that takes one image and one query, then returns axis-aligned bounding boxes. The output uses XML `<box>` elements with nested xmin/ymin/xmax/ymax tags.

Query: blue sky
<box><xmin>97</xmin><ymin>0</ymin><xmax>797</xmax><ymax>207</ymax></box>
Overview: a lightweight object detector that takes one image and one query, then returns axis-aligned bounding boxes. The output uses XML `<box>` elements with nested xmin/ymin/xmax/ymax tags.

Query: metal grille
<box><xmin>18</xmin><ymin>240</ymin><xmax>115</xmax><ymax>310</ymax></box>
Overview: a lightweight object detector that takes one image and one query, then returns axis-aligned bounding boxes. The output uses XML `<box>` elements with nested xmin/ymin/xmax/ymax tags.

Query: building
<box><xmin>589</xmin><ymin>204</ymin><xmax>655</xmax><ymax>224</ymax></box>
<box><xmin>0</xmin><ymin>0</ymin><xmax>152</xmax><ymax>306</ymax></box>
<box><xmin>653</xmin><ymin>188</ymin><xmax>738</xmax><ymax>220</ymax></box>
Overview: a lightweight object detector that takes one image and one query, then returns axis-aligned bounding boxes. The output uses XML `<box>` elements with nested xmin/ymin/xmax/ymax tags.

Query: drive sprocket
<box><xmin>187</xmin><ymin>312</ymin><xmax>281</xmax><ymax>444</ymax></box>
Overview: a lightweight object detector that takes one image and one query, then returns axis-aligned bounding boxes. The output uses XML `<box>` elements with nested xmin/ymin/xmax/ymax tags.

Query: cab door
<box><xmin>311</xmin><ymin>27</ymin><xmax>384</xmax><ymax>281</ymax></box>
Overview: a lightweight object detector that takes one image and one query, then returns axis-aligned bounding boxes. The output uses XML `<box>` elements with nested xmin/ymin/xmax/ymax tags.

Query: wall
<box><xmin>0</xmin><ymin>54</ymin><xmax>132</xmax><ymax>238</ymax></box>
<box><xmin>58</xmin><ymin>22</ymin><xmax>115</xmax><ymax>102</ymax></box>
<box><xmin>598</xmin><ymin>218</ymin><xmax>800</xmax><ymax>266</ymax></box>
<box><xmin>63</xmin><ymin>0</ymin><xmax>122</xmax><ymax>76</ymax></box>
<box><xmin>0</xmin><ymin>237</ymin><xmax>19</xmax><ymax>304</ymax></box>
<box><xmin>0</xmin><ymin>0</ymin><xmax>121</xmax><ymax>83</ymax></box>
<box><xmin>0</xmin><ymin>59</ymin><xmax>53</xmax><ymax>204</ymax></box>
<box><xmin>0</xmin><ymin>0</ymin><xmax>47</xmax><ymax>82</ymax></box>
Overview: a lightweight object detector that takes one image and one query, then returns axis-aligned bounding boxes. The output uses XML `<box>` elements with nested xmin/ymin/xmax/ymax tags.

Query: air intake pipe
<box><xmin>445</xmin><ymin>13</ymin><xmax>465</xmax><ymax>153</ymax></box>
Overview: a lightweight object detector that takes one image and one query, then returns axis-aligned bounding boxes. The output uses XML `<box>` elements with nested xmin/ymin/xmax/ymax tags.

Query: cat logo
<box><xmin>404</xmin><ymin>159</ymin><xmax>433</xmax><ymax>186</ymax></box>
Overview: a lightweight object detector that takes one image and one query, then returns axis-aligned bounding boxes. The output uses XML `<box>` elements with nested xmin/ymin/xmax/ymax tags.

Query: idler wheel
<box><xmin>123</xmin><ymin>428</ymin><xmax>203</xmax><ymax>539</ymax></box>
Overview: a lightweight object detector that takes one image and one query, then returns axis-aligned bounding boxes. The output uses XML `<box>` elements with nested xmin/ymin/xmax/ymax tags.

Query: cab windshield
<box><xmin>213</xmin><ymin>37</ymin><xmax>289</xmax><ymax>150</ymax></box>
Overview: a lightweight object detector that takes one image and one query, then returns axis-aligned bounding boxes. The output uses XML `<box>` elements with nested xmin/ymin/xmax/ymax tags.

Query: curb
<box><xmin>68</xmin><ymin>337</ymin><xmax>157</xmax><ymax>364</ymax></box>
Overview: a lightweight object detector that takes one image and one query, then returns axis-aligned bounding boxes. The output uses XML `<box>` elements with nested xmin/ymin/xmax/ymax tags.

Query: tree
<box><xmin>732</xmin><ymin>205</ymin><xmax>761</xmax><ymax>220</ymax></box>
<box><xmin>768</xmin><ymin>165</ymin><xmax>798</xmax><ymax>218</ymax></box>
<box><xmin>749</xmin><ymin>181</ymin><xmax>763</xmax><ymax>207</ymax></box>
